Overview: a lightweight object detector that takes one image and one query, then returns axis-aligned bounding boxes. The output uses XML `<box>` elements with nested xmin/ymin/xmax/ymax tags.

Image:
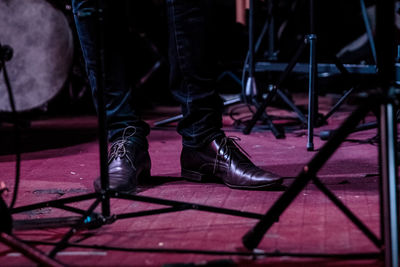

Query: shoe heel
<box><xmin>181</xmin><ymin>169</ymin><xmax>206</xmax><ymax>182</ymax></box>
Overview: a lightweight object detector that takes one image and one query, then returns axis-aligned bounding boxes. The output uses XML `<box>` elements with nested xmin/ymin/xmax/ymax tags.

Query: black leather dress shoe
<box><xmin>181</xmin><ymin>136</ymin><xmax>282</xmax><ymax>189</ymax></box>
<box><xmin>94</xmin><ymin>139</ymin><xmax>151</xmax><ymax>193</ymax></box>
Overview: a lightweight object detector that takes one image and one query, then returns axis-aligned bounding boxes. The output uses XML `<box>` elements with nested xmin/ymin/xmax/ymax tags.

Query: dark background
<box><xmin>31</xmin><ymin>0</ymin><xmax>381</xmax><ymax>116</ymax></box>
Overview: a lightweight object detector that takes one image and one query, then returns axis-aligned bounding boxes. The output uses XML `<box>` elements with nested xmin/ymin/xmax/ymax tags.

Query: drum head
<box><xmin>0</xmin><ymin>0</ymin><xmax>73</xmax><ymax>112</ymax></box>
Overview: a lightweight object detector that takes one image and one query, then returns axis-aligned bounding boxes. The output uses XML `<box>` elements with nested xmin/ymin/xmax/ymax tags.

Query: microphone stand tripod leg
<box><xmin>378</xmin><ymin>101</ymin><xmax>399</xmax><ymax>267</ymax></box>
<box><xmin>307</xmin><ymin>34</ymin><xmax>317</xmax><ymax>151</ymax></box>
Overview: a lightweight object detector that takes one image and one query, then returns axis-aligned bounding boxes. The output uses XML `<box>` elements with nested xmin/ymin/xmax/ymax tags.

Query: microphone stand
<box><xmin>6</xmin><ymin>0</ymin><xmax>276</xmax><ymax>262</ymax></box>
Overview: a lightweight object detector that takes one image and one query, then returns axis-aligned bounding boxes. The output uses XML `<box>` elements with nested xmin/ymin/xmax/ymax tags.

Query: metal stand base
<box><xmin>244</xmin><ymin>0</ymin><xmax>319</xmax><ymax>151</ymax></box>
<box><xmin>245</xmin><ymin>0</ymin><xmax>378</xmax><ymax>151</ymax></box>
<box><xmin>242</xmin><ymin>95</ymin><xmax>399</xmax><ymax>266</ymax></box>
<box><xmin>10</xmin><ymin>191</ymin><xmax>267</xmax><ymax>259</ymax></box>
<box><xmin>8</xmin><ymin>190</ymin><xmax>384</xmax><ymax>261</ymax></box>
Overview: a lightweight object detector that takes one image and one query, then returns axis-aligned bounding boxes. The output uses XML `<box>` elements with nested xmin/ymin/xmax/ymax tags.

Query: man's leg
<box><xmin>167</xmin><ymin>0</ymin><xmax>282</xmax><ymax>189</ymax></box>
<box><xmin>72</xmin><ymin>0</ymin><xmax>151</xmax><ymax>193</ymax></box>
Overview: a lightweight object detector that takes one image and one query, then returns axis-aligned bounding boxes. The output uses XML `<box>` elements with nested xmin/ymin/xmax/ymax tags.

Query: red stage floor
<box><xmin>0</xmin><ymin>94</ymin><xmax>385</xmax><ymax>266</ymax></box>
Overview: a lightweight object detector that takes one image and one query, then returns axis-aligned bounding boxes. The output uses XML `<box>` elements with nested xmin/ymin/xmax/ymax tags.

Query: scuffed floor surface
<box><xmin>0</xmin><ymin>96</ymin><xmax>386</xmax><ymax>266</ymax></box>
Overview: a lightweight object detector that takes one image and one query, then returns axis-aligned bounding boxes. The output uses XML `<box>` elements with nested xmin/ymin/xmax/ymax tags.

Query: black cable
<box><xmin>229</xmin><ymin>103</ymin><xmax>255</xmax><ymax>126</ymax></box>
<box><xmin>1</xmin><ymin>49</ymin><xmax>21</xmax><ymax>210</ymax></box>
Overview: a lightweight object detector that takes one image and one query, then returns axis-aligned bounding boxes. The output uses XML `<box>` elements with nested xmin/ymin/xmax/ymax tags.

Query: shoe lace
<box><xmin>213</xmin><ymin>136</ymin><xmax>251</xmax><ymax>173</ymax></box>
<box><xmin>108</xmin><ymin>127</ymin><xmax>137</xmax><ymax>167</ymax></box>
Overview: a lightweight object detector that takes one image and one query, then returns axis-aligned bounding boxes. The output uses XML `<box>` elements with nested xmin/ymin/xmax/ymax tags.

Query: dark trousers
<box><xmin>72</xmin><ymin>0</ymin><xmax>224</xmax><ymax>148</ymax></box>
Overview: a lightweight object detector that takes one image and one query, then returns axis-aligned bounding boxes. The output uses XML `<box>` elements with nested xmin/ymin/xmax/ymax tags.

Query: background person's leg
<box><xmin>72</xmin><ymin>0</ymin><xmax>150</xmax><ymax>146</ymax></box>
<box><xmin>167</xmin><ymin>0</ymin><xmax>224</xmax><ymax>149</ymax></box>
<box><xmin>72</xmin><ymin>0</ymin><xmax>151</xmax><ymax>193</ymax></box>
<box><xmin>167</xmin><ymin>0</ymin><xmax>282</xmax><ymax>189</ymax></box>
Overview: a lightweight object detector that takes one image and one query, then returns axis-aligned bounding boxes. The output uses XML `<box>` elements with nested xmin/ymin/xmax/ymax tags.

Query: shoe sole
<box><xmin>181</xmin><ymin>168</ymin><xmax>283</xmax><ymax>190</ymax></box>
<box><xmin>94</xmin><ymin>169</ymin><xmax>151</xmax><ymax>194</ymax></box>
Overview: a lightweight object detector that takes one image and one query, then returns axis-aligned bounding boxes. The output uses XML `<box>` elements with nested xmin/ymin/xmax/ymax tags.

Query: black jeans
<box><xmin>72</xmin><ymin>0</ymin><xmax>224</xmax><ymax>148</ymax></box>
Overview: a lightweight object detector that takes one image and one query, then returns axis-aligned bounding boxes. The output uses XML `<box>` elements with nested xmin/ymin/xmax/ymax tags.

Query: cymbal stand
<box><xmin>242</xmin><ymin>0</ymin><xmax>307</xmax><ymax>140</ymax></box>
<box><xmin>244</xmin><ymin>0</ymin><xmax>378</xmax><ymax>151</ymax></box>
<box><xmin>243</xmin><ymin>0</ymin><xmax>317</xmax><ymax>151</ymax></box>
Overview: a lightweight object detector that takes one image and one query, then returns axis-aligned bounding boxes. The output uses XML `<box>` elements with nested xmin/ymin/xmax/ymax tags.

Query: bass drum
<box><xmin>0</xmin><ymin>0</ymin><xmax>73</xmax><ymax>112</ymax></box>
